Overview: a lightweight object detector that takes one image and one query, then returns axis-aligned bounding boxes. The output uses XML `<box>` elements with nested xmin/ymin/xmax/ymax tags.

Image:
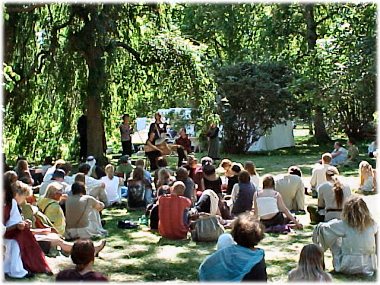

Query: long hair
<box><xmin>342</xmin><ymin>196</ymin><xmax>374</xmax><ymax>232</ymax></box>
<box><xmin>294</xmin><ymin>244</ymin><xmax>330</xmax><ymax>281</ymax></box>
<box><xmin>326</xmin><ymin>167</ymin><xmax>343</xmax><ymax>208</ymax></box>
<box><xmin>244</xmin><ymin>161</ymin><xmax>257</xmax><ymax>176</ymax></box>
<box><xmin>359</xmin><ymin>161</ymin><xmax>373</xmax><ymax>187</ymax></box>
<box><xmin>4</xmin><ymin>171</ymin><xmax>18</xmax><ymax>205</ymax></box>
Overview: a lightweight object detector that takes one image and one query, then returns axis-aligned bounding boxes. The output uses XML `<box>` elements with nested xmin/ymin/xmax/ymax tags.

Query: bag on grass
<box><xmin>191</xmin><ymin>213</ymin><xmax>224</xmax><ymax>242</ymax></box>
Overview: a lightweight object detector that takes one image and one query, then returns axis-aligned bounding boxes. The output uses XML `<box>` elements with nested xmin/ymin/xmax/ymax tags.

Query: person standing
<box><xmin>77</xmin><ymin>112</ymin><xmax>87</xmax><ymax>162</ymax></box>
<box><xmin>149</xmin><ymin>112</ymin><xmax>167</xmax><ymax>140</ymax></box>
<box><xmin>206</xmin><ymin>123</ymin><xmax>220</xmax><ymax>160</ymax></box>
<box><xmin>119</xmin><ymin>114</ymin><xmax>133</xmax><ymax>156</ymax></box>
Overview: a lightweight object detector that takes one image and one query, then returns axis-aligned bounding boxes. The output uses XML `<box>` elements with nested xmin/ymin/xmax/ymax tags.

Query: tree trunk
<box><xmin>85</xmin><ymin>47</ymin><xmax>107</xmax><ymax>165</ymax></box>
<box><xmin>313</xmin><ymin>106</ymin><xmax>331</xmax><ymax>143</ymax></box>
<box><xmin>303</xmin><ymin>4</ymin><xmax>330</xmax><ymax>143</ymax></box>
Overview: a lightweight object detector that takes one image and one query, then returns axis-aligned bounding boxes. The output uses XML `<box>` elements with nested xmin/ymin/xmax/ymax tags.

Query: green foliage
<box><xmin>217</xmin><ymin>62</ymin><xmax>294</xmax><ymax>154</ymax></box>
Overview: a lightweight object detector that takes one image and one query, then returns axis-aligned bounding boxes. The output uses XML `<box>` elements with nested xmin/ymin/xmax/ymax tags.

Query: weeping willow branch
<box><xmin>109</xmin><ymin>40</ymin><xmax>161</xmax><ymax>66</ymax></box>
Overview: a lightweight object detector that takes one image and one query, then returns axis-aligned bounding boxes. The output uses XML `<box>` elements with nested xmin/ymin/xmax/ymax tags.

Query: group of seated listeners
<box><xmin>2</xmin><ymin>138</ymin><xmax>377</xmax><ymax>281</ymax></box>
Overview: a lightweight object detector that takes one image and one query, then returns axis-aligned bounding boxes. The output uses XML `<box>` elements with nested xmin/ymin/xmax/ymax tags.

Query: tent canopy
<box><xmin>248</xmin><ymin>121</ymin><xmax>295</xmax><ymax>152</ymax></box>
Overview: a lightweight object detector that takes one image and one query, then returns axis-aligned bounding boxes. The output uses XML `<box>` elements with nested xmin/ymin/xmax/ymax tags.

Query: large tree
<box><xmin>3</xmin><ymin>3</ymin><xmax>217</xmax><ymax>163</ymax></box>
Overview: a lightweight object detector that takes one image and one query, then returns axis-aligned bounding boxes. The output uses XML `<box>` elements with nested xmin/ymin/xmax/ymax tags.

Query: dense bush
<box><xmin>217</xmin><ymin>62</ymin><xmax>294</xmax><ymax>154</ymax></box>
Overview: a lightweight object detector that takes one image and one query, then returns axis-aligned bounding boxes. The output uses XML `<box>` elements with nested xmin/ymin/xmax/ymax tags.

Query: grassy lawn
<box><xmin>9</xmin><ymin>128</ymin><xmax>377</xmax><ymax>282</ymax></box>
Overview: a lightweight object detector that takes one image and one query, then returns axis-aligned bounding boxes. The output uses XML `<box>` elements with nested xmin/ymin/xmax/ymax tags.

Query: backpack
<box><xmin>127</xmin><ymin>183</ymin><xmax>146</xmax><ymax>209</ymax></box>
<box><xmin>191</xmin><ymin>213</ymin><xmax>224</xmax><ymax>242</ymax></box>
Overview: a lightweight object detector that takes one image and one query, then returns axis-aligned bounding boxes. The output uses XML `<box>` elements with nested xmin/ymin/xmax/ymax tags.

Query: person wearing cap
<box><xmin>37</xmin><ymin>182</ymin><xmax>66</xmax><ymax>236</ymax></box>
<box><xmin>119</xmin><ymin>114</ymin><xmax>133</xmax><ymax>156</ymax></box>
<box><xmin>115</xmin><ymin>155</ymin><xmax>135</xmax><ymax>180</ymax></box>
<box><xmin>158</xmin><ymin>181</ymin><xmax>192</xmax><ymax>240</ymax></box>
<box><xmin>56</xmin><ymin>239</ymin><xmax>108</xmax><ymax>281</ymax></box>
<box><xmin>307</xmin><ymin>167</ymin><xmax>351</xmax><ymax>223</ymax></box>
<box><xmin>39</xmin><ymin>169</ymin><xmax>69</xmax><ymax>197</ymax></box>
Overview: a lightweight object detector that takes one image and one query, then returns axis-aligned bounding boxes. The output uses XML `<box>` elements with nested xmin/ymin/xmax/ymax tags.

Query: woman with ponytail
<box><xmin>56</xmin><ymin>239</ymin><xmax>108</xmax><ymax>281</ymax></box>
<box><xmin>318</xmin><ymin>167</ymin><xmax>352</xmax><ymax>221</ymax></box>
<box><xmin>308</xmin><ymin>167</ymin><xmax>351</xmax><ymax>223</ymax></box>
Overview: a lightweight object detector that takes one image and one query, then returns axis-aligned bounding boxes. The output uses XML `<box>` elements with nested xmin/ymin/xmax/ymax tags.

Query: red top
<box><xmin>175</xmin><ymin>135</ymin><xmax>192</xmax><ymax>153</ymax></box>
<box><xmin>158</xmin><ymin>195</ymin><xmax>192</xmax><ymax>240</ymax></box>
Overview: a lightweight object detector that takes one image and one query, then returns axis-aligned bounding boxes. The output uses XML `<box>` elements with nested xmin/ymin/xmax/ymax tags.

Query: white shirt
<box><xmin>101</xmin><ymin>176</ymin><xmax>121</xmax><ymax>204</ymax></box>
<box><xmin>310</xmin><ymin>164</ymin><xmax>336</xmax><ymax>190</ymax></box>
<box><xmin>250</xmin><ymin>175</ymin><xmax>260</xmax><ymax>189</ymax></box>
<box><xmin>6</xmin><ymin>200</ymin><xmax>23</xmax><ymax>227</ymax></box>
<box><xmin>255</xmin><ymin>190</ymin><xmax>279</xmax><ymax>217</ymax></box>
<box><xmin>43</xmin><ymin>166</ymin><xmax>56</xmax><ymax>182</ymax></box>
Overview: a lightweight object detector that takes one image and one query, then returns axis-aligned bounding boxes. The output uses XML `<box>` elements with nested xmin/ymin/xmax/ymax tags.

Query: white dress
<box><xmin>3</xmin><ymin>199</ymin><xmax>28</xmax><ymax>278</ymax></box>
<box><xmin>313</xmin><ymin>219</ymin><xmax>378</xmax><ymax>276</ymax></box>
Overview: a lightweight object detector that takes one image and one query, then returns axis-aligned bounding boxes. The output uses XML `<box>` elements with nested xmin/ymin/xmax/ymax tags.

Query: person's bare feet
<box><xmin>94</xmin><ymin>240</ymin><xmax>106</xmax><ymax>257</ymax></box>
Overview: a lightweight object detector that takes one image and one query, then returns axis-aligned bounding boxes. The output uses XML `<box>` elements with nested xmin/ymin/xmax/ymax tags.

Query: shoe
<box><xmin>94</xmin><ymin>240</ymin><xmax>106</xmax><ymax>257</ymax></box>
<box><xmin>117</xmin><ymin>220</ymin><xmax>138</xmax><ymax>229</ymax></box>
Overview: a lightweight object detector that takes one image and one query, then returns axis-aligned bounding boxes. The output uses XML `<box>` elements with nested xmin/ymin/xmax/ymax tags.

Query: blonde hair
<box><xmin>341</xmin><ymin>195</ymin><xmax>374</xmax><ymax>232</ymax></box>
<box><xmin>105</xmin><ymin>164</ymin><xmax>115</xmax><ymax>179</ymax></box>
<box><xmin>11</xmin><ymin>181</ymin><xmax>32</xmax><ymax>197</ymax></box>
<box><xmin>171</xmin><ymin>181</ymin><xmax>185</xmax><ymax>196</ymax></box>
<box><xmin>45</xmin><ymin>182</ymin><xmax>64</xmax><ymax>199</ymax></box>
<box><xmin>290</xmin><ymin>244</ymin><xmax>331</xmax><ymax>282</ymax></box>
<box><xmin>321</xmin><ymin>153</ymin><xmax>332</xmax><ymax>164</ymax></box>
<box><xmin>359</xmin><ymin>161</ymin><xmax>373</xmax><ymax>187</ymax></box>
<box><xmin>157</xmin><ymin>168</ymin><xmax>171</xmax><ymax>187</ymax></box>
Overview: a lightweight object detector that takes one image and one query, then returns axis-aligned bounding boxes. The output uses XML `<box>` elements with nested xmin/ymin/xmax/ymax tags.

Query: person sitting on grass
<box><xmin>358</xmin><ymin>161</ymin><xmax>376</xmax><ymax>193</ymax></box>
<box><xmin>307</xmin><ymin>167</ymin><xmax>351</xmax><ymax>224</ymax></box>
<box><xmin>100</xmin><ymin>164</ymin><xmax>124</xmax><ymax>206</ymax></box>
<box><xmin>331</xmin><ymin>141</ymin><xmax>348</xmax><ymax>166</ymax></box>
<box><xmin>199</xmin><ymin>212</ymin><xmax>267</xmax><ymax>281</ymax></box>
<box><xmin>135</xmin><ymin>158</ymin><xmax>152</xmax><ymax>184</ymax></box>
<box><xmin>158</xmin><ymin>181</ymin><xmax>192</xmax><ymax>240</ymax></box>
<box><xmin>115</xmin><ymin>155</ymin><xmax>135</xmax><ymax>180</ymax></box>
<box><xmin>313</xmin><ymin>196</ymin><xmax>378</xmax><ymax>276</ymax></box>
<box><xmin>230</xmin><ymin>170</ymin><xmax>255</xmax><ymax>216</ymax></box>
<box><xmin>56</xmin><ymin>239</ymin><xmax>108</xmax><ymax>281</ymax></box>
<box><xmin>201</xmin><ymin>164</ymin><xmax>222</xmax><ymax>198</ymax></box>
<box><xmin>195</xmin><ymin>189</ymin><xmax>221</xmax><ymax>216</ymax></box>
<box><xmin>37</xmin><ymin>182</ymin><xmax>67</xmax><ymax>236</ymax></box>
<box><xmin>310</xmin><ymin>153</ymin><xmax>336</xmax><ymax>198</ymax></box>
<box><xmin>176</xmin><ymin>167</ymin><xmax>196</xmax><ymax>205</ymax></box>
<box><xmin>274</xmin><ymin>166</ymin><xmax>305</xmax><ymax>213</ymax></box>
<box><xmin>226</xmin><ymin>164</ymin><xmax>242</xmax><ymax>195</ymax></box>
<box><xmin>253</xmin><ymin>175</ymin><xmax>303</xmax><ymax>230</ymax></box>
<box><xmin>347</xmin><ymin>138</ymin><xmax>359</xmax><ymax>162</ymax></box>
<box><xmin>127</xmin><ymin>166</ymin><xmax>153</xmax><ymax>208</ymax></box>
<box><xmin>75</xmin><ymin>163</ymin><xmax>108</xmax><ymax>206</ymax></box>
<box><xmin>244</xmin><ymin>161</ymin><xmax>260</xmax><ymax>190</ymax></box>
<box><xmin>288</xmin><ymin>244</ymin><xmax>332</xmax><ymax>282</ymax></box>
<box><xmin>65</xmin><ymin>182</ymin><xmax>107</xmax><ymax>239</ymax></box>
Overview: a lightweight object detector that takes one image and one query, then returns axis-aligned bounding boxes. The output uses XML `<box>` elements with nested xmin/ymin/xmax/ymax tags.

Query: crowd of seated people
<box><xmin>2</xmin><ymin>132</ymin><xmax>377</xmax><ymax>281</ymax></box>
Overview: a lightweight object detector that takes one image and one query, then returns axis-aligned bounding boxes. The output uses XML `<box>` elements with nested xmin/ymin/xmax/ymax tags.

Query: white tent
<box><xmin>248</xmin><ymin>121</ymin><xmax>295</xmax><ymax>152</ymax></box>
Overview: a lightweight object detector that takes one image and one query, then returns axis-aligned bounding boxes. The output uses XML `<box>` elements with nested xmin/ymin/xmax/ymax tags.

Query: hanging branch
<box><xmin>108</xmin><ymin>40</ymin><xmax>161</xmax><ymax>66</ymax></box>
